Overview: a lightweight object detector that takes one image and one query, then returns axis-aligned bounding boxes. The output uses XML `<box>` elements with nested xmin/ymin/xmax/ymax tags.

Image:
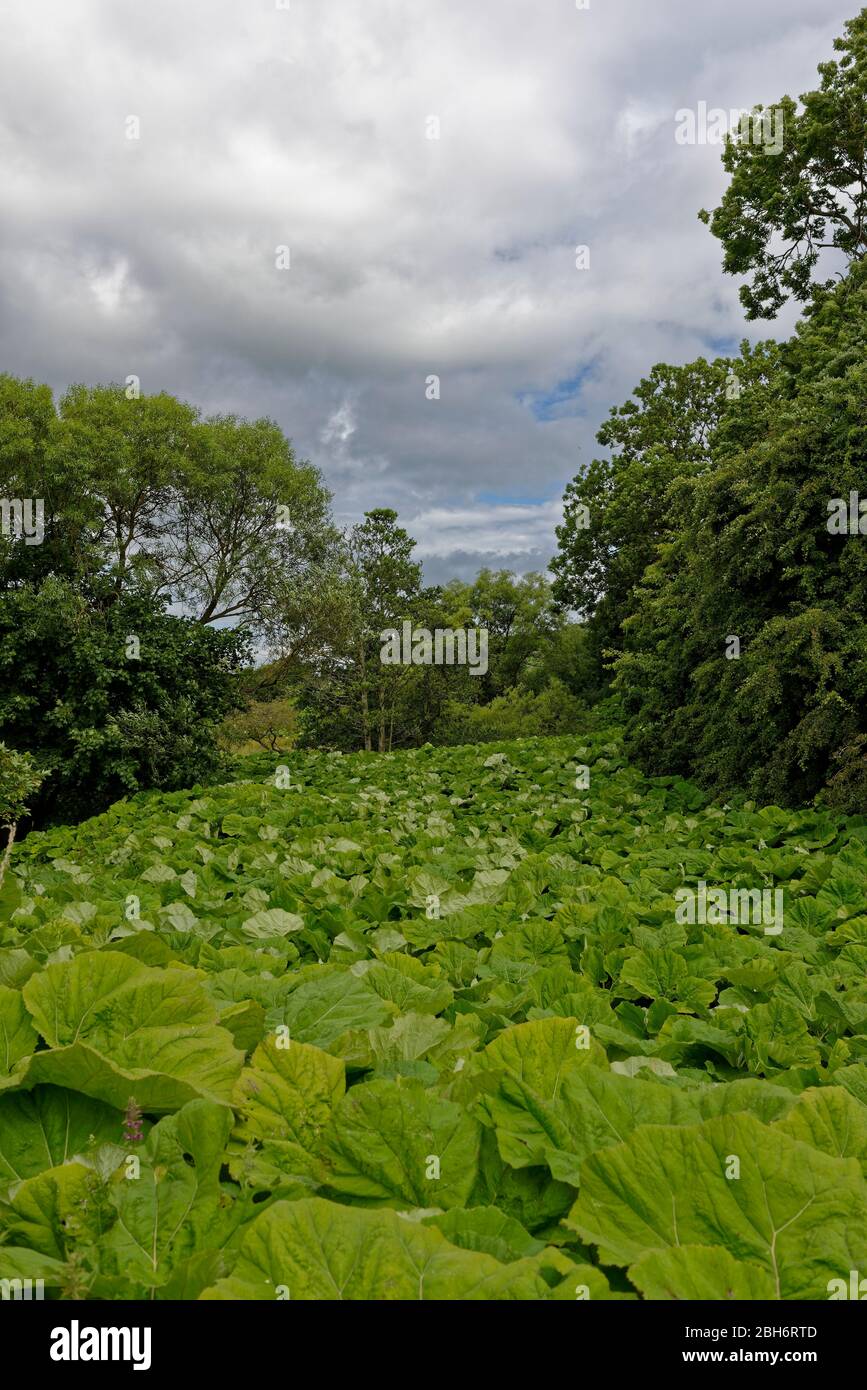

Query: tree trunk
<box><xmin>359</xmin><ymin>644</ymin><xmax>372</xmax><ymax>751</ymax></box>
<box><xmin>377</xmin><ymin>680</ymin><xmax>386</xmax><ymax>753</ymax></box>
<box><xmin>0</xmin><ymin>821</ymin><xmax>17</xmax><ymax>889</ymax></box>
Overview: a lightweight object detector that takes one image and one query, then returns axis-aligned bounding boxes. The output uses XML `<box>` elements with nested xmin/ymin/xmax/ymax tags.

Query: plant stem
<box><xmin>0</xmin><ymin>820</ymin><xmax>17</xmax><ymax>889</ymax></box>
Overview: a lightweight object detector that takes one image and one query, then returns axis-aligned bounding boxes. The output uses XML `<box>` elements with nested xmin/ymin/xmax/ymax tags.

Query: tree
<box><xmin>699</xmin><ymin>9</ymin><xmax>867</xmax><ymax>318</ymax></box>
<box><xmin>551</xmin><ymin>350</ymin><xmax>779</xmax><ymax>692</ymax></box>
<box><xmin>459</xmin><ymin>569</ymin><xmax>562</xmax><ymax>699</ymax></box>
<box><xmin>0</xmin><ymin>374</ymin><xmax>100</xmax><ymax>590</ymax></box>
<box><xmin>59</xmin><ymin>383</ymin><xmax>198</xmax><ymax>596</ymax></box>
<box><xmin>221</xmin><ymin>699</ymin><xmax>297</xmax><ymax>753</ymax></box>
<box><xmin>0</xmin><ymin>579</ymin><xmax>249</xmax><ymax>825</ymax></box>
<box><xmin>157</xmin><ymin>413</ymin><xmax>334</xmax><ymax>626</ymax></box>
<box><xmin>0</xmin><ymin>379</ymin><xmax>336</xmax><ymax>823</ymax></box>
<box><xmin>613</xmin><ymin>258</ymin><xmax>867</xmax><ymax>805</ymax></box>
<box><xmin>347</xmin><ymin>509</ymin><xmax>422</xmax><ymax>752</ymax></box>
<box><xmin>0</xmin><ymin>379</ymin><xmax>336</xmax><ymax>635</ymax></box>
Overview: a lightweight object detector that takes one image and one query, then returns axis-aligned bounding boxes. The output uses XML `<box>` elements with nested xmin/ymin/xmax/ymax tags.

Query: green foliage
<box><xmin>551</xmin><ymin>347</ymin><xmax>780</xmax><ymax>696</ymax></box>
<box><xmin>1</xmin><ymin>726</ymin><xmax>866</xmax><ymax>1299</ymax></box>
<box><xmin>221</xmin><ymin>699</ymin><xmax>298</xmax><ymax>754</ymax></box>
<box><xmin>699</xmin><ymin>10</ymin><xmax>867</xmax><ymax>318</ymax></box>
<box><xmin>550</xmin><ymin>16</ymin><xmax>867</xmax><ymax>808</ymax></box>
<box><xmin>346</xmin><ymin>508</ymin><xmax>422</xmax><ymax>753</ymax></box>
<box><xmin>0</xmin><ymin>744</ymin><xmax>45</xmax><ymax>829</ymax></box>
<box><xmin>0</xmin><ymin>744</ymin><xmax>46</xmax><ymax>889</ymax></box>
<box><xmin>447</xmin><ymin>569</ymin><xmax>563</xmax><ymax>700</ymax></box>
<box><xmin>435</xmin><ymin>679</ymin><xmax>583</xmax><ymax>744</ymax></box>
<box><xmin>822</xmin><ymin>735</ymin><xmax>867</xmax><ymax>814</ymax></box>
<box><xmin>0</xmin><ymin>580</ymin><xmax>249</xmax><ymax>824</ymax></box>
<box><xmin>0</xmin><ymin>376</ymin><xmax>335</xmax><ymax>627</ymax></box>
<box><xmin>0</xmin><ymin>376</ymin><xmax>335</xmax><ymax>824</ymax></box>
<box><xmin>610</xmin><ymin>262</ymin><xmax>867</xmax><ymax>805</ymax></box>
<box><xmin>290</xmin><ymin>560</ymin><xmax>589</xmax><ymax>753</ymax></box>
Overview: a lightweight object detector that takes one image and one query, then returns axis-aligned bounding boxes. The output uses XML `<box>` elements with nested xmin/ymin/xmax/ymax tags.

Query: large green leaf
<box><xmin>422</xmin><ymin>1207</ymin><xmax>544</xmax><ymax>1263</ymax></box>
<box><xmin>100</xmin><ymin>1100</ymin><xmax>234</xmax><ymax>1289</ymax></box>
<box><xmin>629</xmin><ymin>1246</ymin><xmax>777</xmax><ymax>1300</ymax></box>
<box><xmin>19</xmin><ymin>951</ymin><xmax>243</xmax><ymax>1108</ymax></box>
<box><xmin>477</xmin><ymin>1016</ymin><xmax>607</xmax><ymax>1096</ymax></box>
<box><xmin>0</xmin><ymin>1040</ymin><xmax>241</xmax><ymax>1112</ymax></box>
<box><xmin>0</xmin><ymin>984</ymin><xmax>38</xmax><ymax>1076</ymax></box>
<box><xmin>323</xmin><ymin>1078</ymin><xmax>481</xmax><ymax>1208</ymax></box>
<box><xmin>775</xmin><ymin>1086</ymin><xmax>867</xmax><ymax>1174</ymax></box>
<box><xmin>200</xmin><ymin>1197</ymin><xmax>549</xmax><ymax>1299</ymax></box>
<box><xmin>567</xmin><ymin>1112</ymin><xmax>867</xmax><ymax>1298</ymax></box>
<box><xmin>281</xmin><ymin>972</ymin><xmax>392</xmax><ymax>1050</ymax></box>
<box><xmin>241</xmin><ymin>908</ymin><xmax>304</xmax><ymax>939</ymax></box>
<box><xmin>233</xmin><ymin>1035</ymin><xmax>345</xmax><ymax>1150</ymax></box>
<box><xmin>0</xmin><ymin>1085</ymin><xmax>120</xmax><ymax>1185</ymax></box>
<box><xmin>552</xmin><ymin>1069</ymin><xmax>794</xmax><ymax>1180</ymax></box>
<box><xmin>0</xmin><ymin>1246</ymin><xmax>68</xmax><ymax>1286</ymax></box>
<box><xmin>362</xmin><ymin>957</ymin><xmax>454</xmax><ymax>1015</ymax></box>
<box><xmin>23</xmin><ymin>951</ymin><xmax>215</xmax><ymax>1045</ymax></box>
<box><xmin>1</xmin><ymin>1161</ymin><xmax>94</xmax><ymax>1258</ymax></box>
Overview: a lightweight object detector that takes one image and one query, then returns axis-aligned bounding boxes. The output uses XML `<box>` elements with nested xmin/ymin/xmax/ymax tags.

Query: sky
<box><xmin>0</xmin><ymin>0</ymin><xmax>855</xmax><ymax>584</ymax></box>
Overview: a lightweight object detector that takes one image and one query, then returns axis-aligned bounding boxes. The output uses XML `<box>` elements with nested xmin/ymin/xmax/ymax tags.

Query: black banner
<box><xmin>3</xmin><ymin>1297</ymin><xmax>861</xmax><ymax>1378</ymax></box>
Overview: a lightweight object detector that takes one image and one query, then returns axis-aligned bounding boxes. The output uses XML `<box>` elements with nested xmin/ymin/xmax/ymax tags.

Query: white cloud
<box><xmin>0</xmin><ymin>0</ymin><xmax>852</xmax><ymax>579</ymax></box>
<box><xmin>320</xmin><ymin>400</ymin><xmax>356</xmax><ymax>447</ymax></box>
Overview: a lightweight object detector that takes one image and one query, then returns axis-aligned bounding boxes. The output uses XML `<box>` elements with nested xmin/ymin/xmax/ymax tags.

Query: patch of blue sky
<box><xmin>704</xmin><ymin>333</ymin><xmax>740</xmax><ymax>357</ymax></box>
<box><xmin>520</xmin><ymin>363</ymin><xmax>596</xmax><ymax>422</ymax></box>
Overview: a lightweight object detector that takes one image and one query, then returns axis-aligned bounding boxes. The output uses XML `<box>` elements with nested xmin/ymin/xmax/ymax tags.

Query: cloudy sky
<box><xmin>0</xmin><ymin>0</ymin><xmax>854</xmax><ymax>582</ymax></box>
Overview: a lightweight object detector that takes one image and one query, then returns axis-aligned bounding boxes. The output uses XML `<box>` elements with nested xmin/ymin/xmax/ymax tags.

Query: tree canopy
<box><xmin>699</xmin><ymin>9</ymin><xmax>867</xmax><ymax>318</ymax></box>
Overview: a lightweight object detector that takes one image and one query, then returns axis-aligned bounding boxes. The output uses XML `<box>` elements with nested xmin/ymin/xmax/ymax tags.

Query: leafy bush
<box><xmin>0</xmin><ymin>742</ymin><xmax>45</xmax><ymax>886</ymax></box>
<box><xmin>551</xmin><ymin>12</ymin><xmax>867</xmax><ymax>808</ymax></box>
<box><xmin>555</xmin><ymin>260</ymin><xmax>867</xmax><ymax>806</ymax></box>
<box><xmin>821</xmin><ymin>734</ymin><xmax>867</xmax><ymax>814</ymax></box>
<box><xmin>0</xmin><ymin>742</ymin><xmax>44</xmax><ymax>828</ymax></box>
<box><xmin>0</xmin><ymin>580</ymin><xmax>249</xmax><ymax>825</ymax></box>
<box><xmin>435</xmin><ymin>678</ymin><xmax>583</xmax><ymax>744</ymax></box>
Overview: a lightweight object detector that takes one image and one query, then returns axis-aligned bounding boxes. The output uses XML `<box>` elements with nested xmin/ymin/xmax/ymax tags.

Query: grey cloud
<box><xmin>0</xmin><ymin>0</ymin><xmax>853</xmax><ymax>580</ymax></box>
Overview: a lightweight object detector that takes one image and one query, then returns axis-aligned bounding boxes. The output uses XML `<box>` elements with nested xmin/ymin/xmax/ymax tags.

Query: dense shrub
<box><xmin>434</xmin><ymin>678</ymin><xmax>583</xmax><ymax>744</ymax></box>
<box><xmin>0</xmin><ymin>580</ymin><xmax>249</xmax><ymax>825</ymax></box>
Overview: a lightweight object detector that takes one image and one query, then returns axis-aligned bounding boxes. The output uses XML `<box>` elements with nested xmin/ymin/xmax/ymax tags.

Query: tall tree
<box><xmin>449</xmin><ymin>569</ymin><xmax>563</xmax><ymax>699</ymax></box>
<box><xmin>699</xmin><ymin>9</ymin><xmax>867</xmax><ymax>319</ymax></box>
<box><xmin>59</xmin><ymin>383</ymin><xmax>198</xmax><ymax>596</ymax></box>
<box><xmin>347</xmin><ymin>509</ymin><xmax>422</xmax><ymax>752</ymax></box>
<box><xmin>613</xmin><ymin>258</ymin><xmax>867</xmax><ymax>806</ymax></box>
<box><xmin>551</xmin><ymin>350</ymin><xmax>780</xmax><ymax>692</ymax></box>
<box><xmin>157</xmin><ymin>413</ymin><xmax>334</xmax><ymax>626</ymax></box>
<box><xmin>0</xmin><ymin>377</ymin><xmax>334</xmax><ymax>821</ymax></box>
<box><xmin>0</xmin><ymin>374</ymin><xmax>99</xmax><ymax>589</ymax></box>
<box><xmin>0</xmin><ymin>379</ymin><xmax>335</xmax><ymax>635</ymax></box>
